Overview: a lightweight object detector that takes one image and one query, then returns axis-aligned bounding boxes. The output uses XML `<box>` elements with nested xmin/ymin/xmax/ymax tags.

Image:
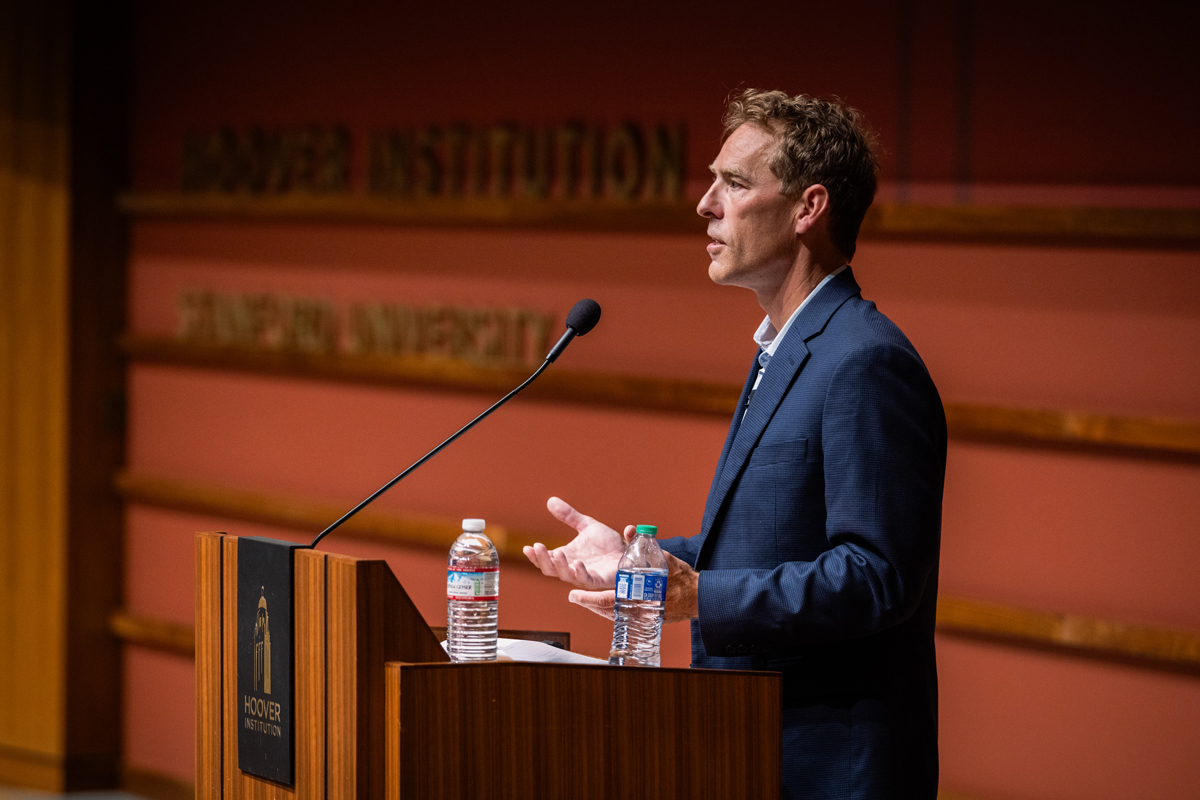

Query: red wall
<box><xmin>123</xmin><ymin>4</ymin><xmax>1200</xmax><ymax>799</ymax></box>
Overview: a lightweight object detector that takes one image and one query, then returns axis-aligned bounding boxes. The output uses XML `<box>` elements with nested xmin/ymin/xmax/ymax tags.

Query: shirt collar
<box><xmin>752</xmin><ymin>265</ymin><xmax>848</xmax><ymax>357</ymax></box>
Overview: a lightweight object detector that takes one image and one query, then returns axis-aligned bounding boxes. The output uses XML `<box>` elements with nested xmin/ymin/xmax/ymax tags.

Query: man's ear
<box><xmin>794</xmin><ymin>184</ymin><xmax>830</xmax><ymax>235</ymax></box>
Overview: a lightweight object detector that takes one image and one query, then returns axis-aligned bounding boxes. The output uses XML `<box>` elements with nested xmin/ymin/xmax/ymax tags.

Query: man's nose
<box><xmin>696</xmin><ymin>185</ymin><xmax>719</xmax><ymax>218</ymax></box>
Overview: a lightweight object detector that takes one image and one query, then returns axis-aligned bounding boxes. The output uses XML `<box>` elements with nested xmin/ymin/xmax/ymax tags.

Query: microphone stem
<box><xmin>308</xmin><ymin>358</ymin><xmax>552</xmax><ymax>549</ymax></box>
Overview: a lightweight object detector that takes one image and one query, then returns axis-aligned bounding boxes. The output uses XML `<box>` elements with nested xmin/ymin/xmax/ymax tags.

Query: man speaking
<box><xmin>525</xmin><ymin>89</ymin><xmax>946</xmax><ymax>799</ymax></box>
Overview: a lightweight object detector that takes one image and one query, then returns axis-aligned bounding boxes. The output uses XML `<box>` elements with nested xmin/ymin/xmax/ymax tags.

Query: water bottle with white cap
<box><xmin>446</xmin><ymin>518</ymin><xmax>499</xmax><ymax>662</ymax></box>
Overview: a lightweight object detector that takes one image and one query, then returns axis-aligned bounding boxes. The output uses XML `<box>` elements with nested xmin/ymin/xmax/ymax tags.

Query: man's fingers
<box><xmin>546</xmin><ymin>496</ymin><xmax>593</xmax><ymax>533</ymax></box>
<box><xmin>523</xmin><ymin>542</ymin><xmax>555</xmax><ymax>577</ymax></box>
<box><xmin>546</xmin><ymin>547</ymin><xmax>577</xmax><ymax>581</ymax></box>
<box><xmin>524</xmin><ymin>540</ymin><xmax>608</xmax><ymax>589</ymax></box>
<box><xmin>568</xmin><ymin>588</ymin><xmax>616</xmax><ymax>620</ymax></box>
<box><xmin>568</xmin><ymin>560</ymin><xmax>607</xmax><ymax>590</ymax></box>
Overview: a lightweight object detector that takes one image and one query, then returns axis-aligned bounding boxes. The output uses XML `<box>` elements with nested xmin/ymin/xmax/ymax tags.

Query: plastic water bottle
<box><xmin>608</xmin><ymin>524</ymin><xmax>668</xmax><ymax>667</ymax></box>
<box><xmin>446</xmin><ymin>518</ymin><xmax>498</xmax><ymax>662</ymax></box>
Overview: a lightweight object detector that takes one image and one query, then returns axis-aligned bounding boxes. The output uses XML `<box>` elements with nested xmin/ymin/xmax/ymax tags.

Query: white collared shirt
<box><xmin>747</xmin><ymin>265</ymin><xmax>848</xmax><ymax>403</ymax></box>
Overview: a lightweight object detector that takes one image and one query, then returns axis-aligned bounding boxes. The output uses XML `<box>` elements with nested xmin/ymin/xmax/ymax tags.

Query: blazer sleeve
<box><xmin>695</xmin><ymin>341</ymin><xmax>946</xmax><ymax>653</ymax></box>
<box><xmin>657</xmin><ymin>533</ymin><xmax>702</xmax><ymax>567</ymax></box>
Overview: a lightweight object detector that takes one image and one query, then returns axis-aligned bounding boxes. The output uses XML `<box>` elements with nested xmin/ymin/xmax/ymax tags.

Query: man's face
<box><xmin>697</xmin><ymin>124</ymin><xmax>801</xmax><ymax>292</ymax></box>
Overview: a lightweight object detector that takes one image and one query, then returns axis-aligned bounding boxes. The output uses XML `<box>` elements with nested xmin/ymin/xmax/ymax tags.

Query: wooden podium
<box><xmin>197</xmin><ymin>532</ymin><xmax>782</xmax><ymax>800</ymax></box>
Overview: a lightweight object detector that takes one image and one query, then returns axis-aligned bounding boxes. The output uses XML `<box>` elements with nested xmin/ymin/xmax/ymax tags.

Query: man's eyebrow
<box><xmin>709</xmin><ymin>163</ymin><xmax>750</xmax><ymax>183</ymax></box>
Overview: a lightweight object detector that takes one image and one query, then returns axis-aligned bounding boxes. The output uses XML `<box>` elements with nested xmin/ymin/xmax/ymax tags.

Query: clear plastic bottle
<box><xmin>608</xmin><ymin>524</ymin><xmax>668</xmax><ymax>667</ymax></box>
<box><xmin>446</xmin><ymin>518</ymin><xmax>499</xmax><ymax>662</ymax></box>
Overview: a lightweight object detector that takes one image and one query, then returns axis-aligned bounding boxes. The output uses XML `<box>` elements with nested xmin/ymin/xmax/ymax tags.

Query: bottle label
<box><xmin>615</xmin><ymin>570</ymin><xmax>666</xmax><ymax>602</ymax></box>
<box><xmin>447</xmin><ymin>568</ymin><xmax>499</xmax><ymax>600</ymax></box>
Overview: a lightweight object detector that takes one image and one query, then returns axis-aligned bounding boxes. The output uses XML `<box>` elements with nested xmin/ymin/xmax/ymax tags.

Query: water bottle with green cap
<box><xmin>608</xmin><ymin>523</ymin><xmax>668</xmax><ymax>667</ymax></box>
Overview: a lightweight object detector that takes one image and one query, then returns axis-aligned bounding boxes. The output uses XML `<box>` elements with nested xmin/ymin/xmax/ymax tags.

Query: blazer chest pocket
<box><xmin>746</xmin><ymin>437</ymin><xmax>808</xmax><ymax>468</ymax></box>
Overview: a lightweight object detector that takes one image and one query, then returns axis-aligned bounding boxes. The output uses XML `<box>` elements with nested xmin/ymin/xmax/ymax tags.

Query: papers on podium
<box><xmin>440</xmin><ymin>638</ymin><xmax>608</xmax><ymax>665</ymax></box>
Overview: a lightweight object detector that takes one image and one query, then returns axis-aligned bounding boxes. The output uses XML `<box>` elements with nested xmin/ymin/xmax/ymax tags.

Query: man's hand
<box><xmin>568</xmin><ymin>548</ymin><xmax>700</xmax><ymax>624</ymax></box>
<box><xmin>522</xmin><ymin>497</ymin><xmax>631</xmax><ymax>590</ymax></box>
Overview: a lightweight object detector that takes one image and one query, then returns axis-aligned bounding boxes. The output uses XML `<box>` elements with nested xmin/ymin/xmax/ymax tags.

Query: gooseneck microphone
<box><xmin>308</xmin><ymin>298</ymin><xmax>602</xmax><ymax>549</ymax></box>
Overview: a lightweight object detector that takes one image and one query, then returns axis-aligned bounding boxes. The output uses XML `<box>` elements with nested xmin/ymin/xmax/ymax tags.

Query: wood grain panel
<box><xmin>122</xmin><ymin>336</ymin><xmax>1200</xmax><ymax>459</ymax></box>
<box><xmin>118</xmin><ymin>192</ymin><xmax>1200</xmax><ymax>246</ymax></box>
<box><xmin>195</xmin><ymin>533</ymin><xmax>222</xmax><ymax>800</ymax></box>
<box><xmin>388</xmin><ymin>662</ymin><xmax>781</xmax><ymax>800</ymax></box>
<box><xmin>292</xmin><ymin>549</ymin><xmax>326</xmax><ymax>800</ymax></box>
<box><xmin>324</xmin><ymin>554</ymin><xmax>358</xmax><ymax>800</ymax></box>
<box><xmin>0</xmin><ymin>0</ymin><xmax>70</xmax><ymax>774</ymax></box>
<box><xmin>326</xmin><ymin>555</ymin><xmax>449</xmax><ymax>800</ymax></box>
<box><xmin>219</xmin><ymin>536</ymin><xmax>240</xmax><ymax>800</ymax></box>
<box><xmin>384</xmin><ymin>664</ymin><xmax>400</xmax><ymax>800</ymax></box>
<box><xmin>0</xmin><ymin>5</ymin><xmax>127</xmax><ymax>777</ymax></box>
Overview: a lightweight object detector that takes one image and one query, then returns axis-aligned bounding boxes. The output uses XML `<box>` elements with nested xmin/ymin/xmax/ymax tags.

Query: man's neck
<box><xmin>760</xmin><ymin>254</ymin><xmax>844</xmax><ymax>330</ymax></box>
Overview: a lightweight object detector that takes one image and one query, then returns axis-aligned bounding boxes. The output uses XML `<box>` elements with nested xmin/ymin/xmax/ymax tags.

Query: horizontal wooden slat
<box><xmin>124</xmin><ymin>335</ymin><xmax>1200</xmax><ymax>459</ymax></box>
<box><xmin>119</xmin><ymin>193</ymin><xmax>706</xmax><ymax>234</ymax></box>
<box><xmin>943</xmin><ymin>403</ymin><xmax>1200</xmax><ymax>457</ymax></box>
<box><xmin>108</xmin><ymin>608</ymin><xmax>194</xmax><ymax>657</ymax></box>
<box><xmin>114</xmin><ymin>470</ymin><xmax>569</xmax><ymax>559</ymax></box>
<box><xmin>869</xmin><ymin>202</ymin><xmax>1200</xmax><ymax>244</ymax></box>
<box><xmin>121</xmin><ymin>334</ymin><xmax>741</xmax><ymax>417</ymax></box>
<box><xmin>119</xmin><ymin>192</ymin><xmax>1200</xmax><ymax>246</ymax></box>
<box><xmin>936</xmin><ymin>596</ymin><xmax>1200</xmax><ymax>675</ymax></box>
<box><xmin>115</xmin><ymin>471</ymin><xmax>1200</xmax><ymax>675</ymax></box>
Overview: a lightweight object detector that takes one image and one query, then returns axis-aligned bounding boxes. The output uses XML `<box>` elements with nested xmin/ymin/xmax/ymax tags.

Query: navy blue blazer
<box><xmin>659</xmin><ymin>268</ymin><xmax>946</xmax><ymax>799</ymax></box>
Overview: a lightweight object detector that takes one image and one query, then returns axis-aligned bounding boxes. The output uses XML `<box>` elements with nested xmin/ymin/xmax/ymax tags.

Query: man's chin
<box><xmin>707</xmin><ymin>260</ymin><xmax>727</xmax><ymax>284</ymax></box>
<box><xmin>708</xmin><ymin>261</ymin><xmax>742</xmax><ymax>287</ymax></box>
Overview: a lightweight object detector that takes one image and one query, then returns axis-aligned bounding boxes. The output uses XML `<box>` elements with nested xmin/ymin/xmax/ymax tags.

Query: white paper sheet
<box><xmin>440</xmin><ymin>638</ymin><xmax>608</xmax><ymax>665</ymax></box>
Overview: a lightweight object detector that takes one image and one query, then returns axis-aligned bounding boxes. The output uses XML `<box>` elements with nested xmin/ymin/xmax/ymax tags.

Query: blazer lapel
<box><xmin>697</xmin><ymin>268</ymin><xmax>863</xmax><ymax>545</ymax></box>
<box><xmin>709</xmin><ymin>351</ymin><xmax>759</xmax><ymax>484</ymax></box>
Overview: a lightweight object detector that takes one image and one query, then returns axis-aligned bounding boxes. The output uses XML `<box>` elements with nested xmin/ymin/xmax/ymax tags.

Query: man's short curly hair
<box><xmin>723</xmin><ymin>89</ymin><xmax>880</xmax><ymax>259</ymax></box>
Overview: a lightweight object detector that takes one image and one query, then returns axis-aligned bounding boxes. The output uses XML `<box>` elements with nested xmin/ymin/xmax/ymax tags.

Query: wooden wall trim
<box><xmin>114</xmin><ymin>470</ymin><xmax>565</xmax><ymax>559</ymax></box>
<box><xmin>118</xmin><ymin>192</ymin><xmax>1200</xmax><ymax>246</ymax></box>
<box><xmin>109</xmin><ymin>609</ymin><xmax>194</xmax><ymax>657</ymax></box>
<box><xmin>122</xmin><ymin>335</ymin><xmax>742</xmax><ymax>417</ymax></box>
<box><xmin>114</xmin><ymin>471</ymin><xmax>1200</xmax><ymax>676</ymax></box>
<box><xmin>936</xmin><ymin>596</ymin><xmax>1200</xmax><ymax>676</ymax></box>
<box><xmin>123</xmin><ymin>336</ymin><xmax>1200</xmax><ymax>460</ymax></box>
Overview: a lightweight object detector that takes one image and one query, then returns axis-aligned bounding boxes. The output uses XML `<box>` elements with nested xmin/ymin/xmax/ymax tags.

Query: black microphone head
<box><xmin>565</xmin><ymin>298</ymin><xmax>602</xmax><ymax>336</ymax></box>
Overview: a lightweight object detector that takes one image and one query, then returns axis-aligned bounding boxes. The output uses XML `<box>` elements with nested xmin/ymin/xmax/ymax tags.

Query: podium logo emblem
<box><xmin>253</xmin><ymin>588</ymin><xmax>271</xmax><ymax>694</ymax></box>
<box><xmin>237</xmin><ymin>537</ymin><xmax>298</xmax><ymax>785</ymax></box>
